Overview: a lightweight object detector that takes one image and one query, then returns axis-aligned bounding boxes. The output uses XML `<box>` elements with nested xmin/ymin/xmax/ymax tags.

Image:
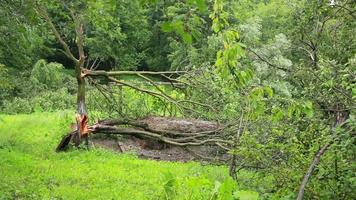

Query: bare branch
<box><xmin>82</xmin><ymin>69</ymin><xmax>187</xmax><ymax>77</ymax></box>
<box><xmin>35</xmin><ymin>5</ymin><xmax>78</xmax><ymax>64</ymax></box>
<box><xmin>247</xmin><ymin>48</ymin><xmax>290</xmax><ymax>72</ymax></box>
<box><xmin>89</xmin><ymin>58</ymin><xmax>99</xmax><ymax>70</ymax></box>
<box><xmin>136</xmin><ymin>73</ymin><xmax>176</xmax><ymax>102</ymax></box>
<box><xmin>69</xmin><ymin>10</ymin><xmax>85</xmax><ymax>67</ymax></box>
<box><xmin>87</xmin><ymin>77</ymin><xmax>122</xmax><ymax>115</ymax></box>
<box><xmin>91</xmin><ymin>125</ymin><xmax>231</xmax><ymax>147</ymax></box>
<box><xmin>98</xmin><ymin>118</ymin><xmax>223</xmax><ymax>137</ymax></box>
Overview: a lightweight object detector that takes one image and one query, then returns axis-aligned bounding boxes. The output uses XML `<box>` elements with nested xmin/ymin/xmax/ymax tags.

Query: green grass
<box><xmin>0</xmin><ymin>112</ymin><xmax>258</xmax><ymax>200</ymax></box>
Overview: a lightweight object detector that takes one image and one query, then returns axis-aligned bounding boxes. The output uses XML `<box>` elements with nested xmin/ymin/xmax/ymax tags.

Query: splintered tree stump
<box><xmin>73</xmin><ymin>113</ymin><xmax>89</xmax><ymax>147</ymax></box>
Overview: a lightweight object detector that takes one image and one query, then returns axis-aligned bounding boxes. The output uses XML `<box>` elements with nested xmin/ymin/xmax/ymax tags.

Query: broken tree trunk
<box><xmin>37</xmin><ymin>5</ymin><xmax>90</xmax><ymax>148</ymax></box>
<box><xmin>72</xmin><ymin>13</ymin><xmax>89</xmax><ymax>147</ymax></box>
<box><xmin>56</xmin><ymin>117</ymin><xmax>230</xmax><ymax>151</ymax></box>
<box><xmin>38</xmin><ymin>4</ymin><xmax>222</xmax><ymax>152</ymax></box>
<box><xmin>72</xmin><ymin>63</ymin><xmax>88</xmax><ymax>147</ymax></box>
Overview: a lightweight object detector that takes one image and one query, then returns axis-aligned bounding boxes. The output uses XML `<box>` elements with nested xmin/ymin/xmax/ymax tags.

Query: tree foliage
<box><xmin>1</xmin><ymin>0</ymin><xmax>355</xmax><ymax>199</ymax></box>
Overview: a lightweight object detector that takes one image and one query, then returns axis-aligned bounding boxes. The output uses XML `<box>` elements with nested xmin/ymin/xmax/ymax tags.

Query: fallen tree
<box><xmin>35</xmin><ymin>3</ymin><xmax>229</xmax><ymax>153</ymax></box>
<box><xmin>56</xmin><ymin>117</ymin><xmax>231</xmax><ymax>151</ymax></box>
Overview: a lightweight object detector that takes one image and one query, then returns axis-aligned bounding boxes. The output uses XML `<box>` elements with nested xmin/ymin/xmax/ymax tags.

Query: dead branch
<box><xmin>56</xmin><ymin>117</ymin><xmax>231</xmax><ymax>151</ymax></box>
<box><xmin>69</xmin><ymin>10</ymin><xmax>85</xmax><ymax>66</ymax></box>
<box><xmin>106</xmin><ymin>76</ymin><xmax>210</xmax><ymax>115</ymax></box>
<box><xmin>97</xmin><ymin>117</ymin><xmax>222</xmax><ymax>137</ymax></box>
<box><xmin>184</xmin><ymin>147</ymin><xmax>229</xmax><ymax>162</ymax></box>
<box><xmin>83</xmin><ymin>69</ymin><xmax>187</xmax><ymax>77</ymax></box>
<box><xmin>35</xmin><ymin>5</ymin><xmax>78</xmax><ymax>64</ymax></box>
<box><xmin>229</xmin><ymin>111</ymin><xmax>245</xmax><ymax>179</ymax></box>
<box><xmin>88</xmin><ymin>78</ymin><xmax>122</xmax><ymax>115</ymax></box>
<box><xmin>136</xmin><ymin>73</ymin><xmax>177</xmax><ymax>102</ymax></box>
<box><xmin>107</xmin><ymin>76</ymin><xmax>185</xmax><ymax>113</ymax></box>
<box><xmin>247</xmin><ymin>48</ymin><xmax>290</xmax><ymax>72</ymax></box>
<box><xmin>82</xmin><ymin>68</ymin><xmax>214</xmax><ymax>114</ymax></box>
<box><xmin>56</xmin><ymin>131</ymin><xmax>75</xmax><ymax>152</ymax></box>
<box><xmin>91</xmin><ymin>125</ymin><xmax>230</xmax><ymax>146</ymax></box>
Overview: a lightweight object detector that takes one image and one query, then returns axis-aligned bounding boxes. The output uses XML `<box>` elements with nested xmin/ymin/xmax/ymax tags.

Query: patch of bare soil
<box><xmin>92</xmin><ymin>135</ymin><xmax>228</xmax><ymax>162</ymax></box>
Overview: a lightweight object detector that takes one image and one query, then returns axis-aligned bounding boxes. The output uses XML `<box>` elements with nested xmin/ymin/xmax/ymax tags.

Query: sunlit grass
<box><xmin>0</xmin><ymin>112</ymin><xmax>258</xmax><ymax>199</ymax></box>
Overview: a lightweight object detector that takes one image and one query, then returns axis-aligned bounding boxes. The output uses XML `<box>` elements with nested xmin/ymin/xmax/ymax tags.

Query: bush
<box><xmin>0</xmin><ymin>59</ymin><xmax>77</xmax><ymax>114</ymax></box>
<box><xmin>30</xmin><ymin>59</ymin><xmax>76</xmax><ymax>91</ymax></box>
<box><xmin>1</xmin><ymin>97</ymin><xmax>33</xmax><ymax>114</ymax></box>
<box><xmin>1</xmin><ymin>88</ymin><xmax>75</xmax><ymax>114</ymax></box>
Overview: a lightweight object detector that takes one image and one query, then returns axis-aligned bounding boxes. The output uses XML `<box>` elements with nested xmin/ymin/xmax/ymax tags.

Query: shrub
<box><xmin>1</xmin><ymin>97</ymin><xmax>33</xmax><ymax>114</ymax></box>
<box><xmin>0</xmin><ymin>59</ymin><xmax>77</xmax><ymax>114</ymax></box>
<box><xmin>1</xmin><ymin>88</ymin><xmax>75</xmax><ymax>114</ymax></box>
<box><xmin>30</xmin><ymin>59</ymin><xmax>76</xmax><ymax>90</ymax></box>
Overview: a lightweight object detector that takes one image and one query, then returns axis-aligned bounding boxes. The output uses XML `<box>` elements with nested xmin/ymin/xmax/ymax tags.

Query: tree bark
<box><xmin>36</xmin><ymin>5</ymin><xmax>88</xmax><ymax>147</ymax></box>
<box><xmin>73</xmin><ymin>73</ymin><xmax>87</xmax><ymax>147</ymax></box>
<box><xmin>56</xmin><ymin>117</ymin><xmax>229</xmax><ymax>151</ymax></box>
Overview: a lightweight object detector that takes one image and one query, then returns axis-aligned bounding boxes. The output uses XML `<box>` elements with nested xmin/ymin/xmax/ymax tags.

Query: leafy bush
<box><xmin>30</xmin><ymin>59</ymin><xmax>76</xmax><ymax>90</ymax></box>
<box><xmin>0</xmin><ymin>64</ymin><xmax>12</xmax><ymax>90</ymax></box>
<box><xmin>1</xmin><ymin>97</ymin><xmax>33</xmax><ymax>114</ymax></box>
<box><xmin>1</xmin><ymin>60</ymin><xmax>76</xmax><ymax>114</ymax></box>
<box><xmin>1</xmin><ymin>88</ymin><xmax>75</xmax><ymax>114</ymax></box>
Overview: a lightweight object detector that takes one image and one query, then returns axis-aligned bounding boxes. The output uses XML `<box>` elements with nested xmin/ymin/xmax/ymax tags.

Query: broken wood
<box><xmin>56</xmin><ymin>117</ymin><xmax>230</xmax><ymax>151</ymax></box>
<box><xmin>82</xmin><ymin>69</ymin><xmax>187</xmax><ymax>76</ymax></box>
<box><xmin>37</xmin><ymin>4</ymin><xmax>89</xmax><ymax>148</ymax></box>
<box><xmin>38</xmin><ymin>4</ymin><xmax>222</xmax><ymax>152</ymax></box>
<box><xmin>56</xmin><ymin>131</ymin><xmax>75</xmax><ymax>152</ymax></box>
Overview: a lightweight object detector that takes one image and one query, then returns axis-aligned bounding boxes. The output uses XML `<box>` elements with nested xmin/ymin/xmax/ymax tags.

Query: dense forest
<box><xmin>0</xmin><ymin>0</ymin><xmax>355</xmax><ymax>199</ymax></box>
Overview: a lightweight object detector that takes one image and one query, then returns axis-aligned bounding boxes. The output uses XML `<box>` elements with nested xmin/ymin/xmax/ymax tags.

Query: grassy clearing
<box><xmin>0</xmin><ymin>112</ymin><xmax>258</xmax><ymax>200</ymax></box>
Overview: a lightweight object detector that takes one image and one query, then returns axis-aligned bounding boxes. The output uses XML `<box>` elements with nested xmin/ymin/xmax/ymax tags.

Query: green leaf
<box><xmin>234</xmin><ymin>190</ymin><xmax>259</xmax><ymax>200</ymax></box>
<box><xmin>218</xmin><ymin>179</ymin><xmax>236</xmax><ymax>200</ymax></box>
<box><xmin>215</xmin><ymin>50</ymin><xmax>223</xmax><ymax>67</ymax></box>
<box><xmin>161</xmin><ymin>22</ymin><xmax>173</xmax><ymax>32</ymax></box>
<box><xmin>181</xmin><ymin>33</ymin><xmax>193</xmax><ymax>44</ymax></box>
<box><xmin>272</xmin><ymin>108</ymin><xmax>285</xmax><ymax>122</ymax></box>
<box><xmin>264</xmin><ymin>86</ymin><xmax>273</xmax><ymax>98</ymax></box>
<box><xmin>163</xmin><ymin>171</ymin><xmax>176</xmax><ymax>199</ymax></box>
<box><xmin>210</xmin><ymin>181</ymin><xmax>221</xmax><ymax>199</ymax></box>
<box><xmin>303</xmin><ymin>101</ymin><xmax>314</xmax><ymax>117</ymax></box>
<box><xmin>195</xmin><ymin>0</ymin><xmax>207</xmax><ymax>12</ymax></box>
<box><xmin>212</xmin><ymin>18</ymin><xmax>221</xmax><ymax>33</ymax></box>
<box><xmin>171</xmin><ymin>20</ymin><xmax>185</xmax><ymax>34</ymax></box>
<box><xmin>288</xmin><ymin>105</ymin><xmax>295</xmax><ymax>118</ymax></box>
<box><xmin>305</xmin><ymin>101</ymin><xmax>313</xmax><ymax>109</ymax></box>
